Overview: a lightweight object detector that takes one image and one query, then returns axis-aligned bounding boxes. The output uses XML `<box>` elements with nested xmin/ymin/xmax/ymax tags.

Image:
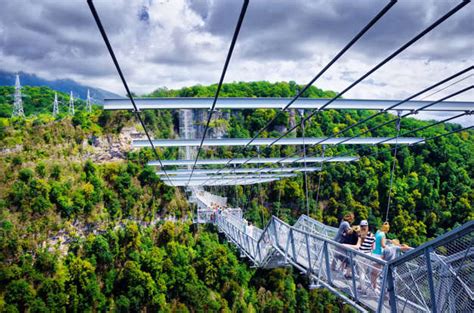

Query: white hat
<box><xmin>360</xmin><ymin>220</ymin><xmax>368</xmax><ymax>226</ymax></box>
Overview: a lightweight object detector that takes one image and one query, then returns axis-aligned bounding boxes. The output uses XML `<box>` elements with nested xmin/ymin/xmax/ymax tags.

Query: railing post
<box><xmin>349</xmin><ymin>251</ymin><xmax>358</xmax><ymax>302</ymax></box>
<box><xmin>272</xmin><ymin>218</ymin><xmax>280</xmax><ymax>249</ymax></box>
<box><xmin>323</xmin><ymin>241</ymin><xmax>332</xmax><ymax>285</ymax></box>
<box><xmin>425</xmin><ymin>247</ymin><xmax>438</xmax><ymax>313</ymax></box>
<box><xmin>305</xmin><ymin>233</ymin><xmax>313</xmax><ymax>275</ymax></box>
<box><xmin>387</xmin><ymin>265</ymin><xmax>398</xmax><ymax>313</ymax></box>
<box><xmin>291</xmin><ymin>229</ymin><xmax>297</xmax><ymax>261</ymax></box>
<box><xmin>284</xmin><ymin>228</ymin><xmax>292</xmax><ymax>263</ymax></box>
<box><xmin>377</xmin><ymin>264</ymin><xmax>388</xmax><ymax>313</ymax></box>
<box><xmin>245</xmin><ymin>233</ymin><xmax>250</xmax><ymax>255</ymax></box>
<box><xmin>316</xmin><ymin>240</ymin><xmax>325</xmax><ymax>285</ymax></box>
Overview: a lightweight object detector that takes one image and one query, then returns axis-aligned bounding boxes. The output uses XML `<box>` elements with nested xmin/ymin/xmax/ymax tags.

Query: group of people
<box><xmin>332</xmin><ymin>212</ymin><xmax>411</xmax><ymax>293</ymax></box>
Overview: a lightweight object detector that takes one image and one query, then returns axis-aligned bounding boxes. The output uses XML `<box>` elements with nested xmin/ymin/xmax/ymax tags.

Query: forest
<box><xmin>0</xmin><ymin>81</ymin><xmax>472</xmax><ymax>312</ymax></box>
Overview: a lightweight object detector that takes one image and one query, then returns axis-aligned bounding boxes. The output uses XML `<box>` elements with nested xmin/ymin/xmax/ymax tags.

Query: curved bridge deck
<box><xmin>191</xmin><ymin>189</ymin><xmax>473</xmax><ymax>313</ymax></box>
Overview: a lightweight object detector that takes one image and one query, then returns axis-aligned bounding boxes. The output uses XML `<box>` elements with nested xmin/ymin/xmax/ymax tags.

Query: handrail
<box><xmin>389</xmin><ymin>220</ymin><xmax>474</xmax><ymax>266</ymax></box>
<box><xmin>195</xmin><ymin>190</ymin><xmax>473</xmax><ymax>313</ymax></box>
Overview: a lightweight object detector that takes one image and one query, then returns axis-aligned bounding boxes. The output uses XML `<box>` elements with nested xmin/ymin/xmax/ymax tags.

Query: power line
<box><xmin>216</xmin><ymin>0</ymin><xmax>470</xmax><ymax>186</ymax></box>
<box><xmin>315</xmin><ymin>83</ymin><xmax>474</xmax><ymax>156</ymax></box>
<box><xmin>87</xmin><ymin>0</ymin><xmax>174</xmax><ymax>185</ymax></box>
<box><xmin>385</xmin><ymin>111</ymin><xmax>402</xmax><ymax>222</ymax></box>
<box><xmin>322</xmin><ymin>86</ymin><xmax>473</xmax><ymax>162</ymax></box>
<box><xmin>267</xmin><ymin>0</ymin><xmax>469</xmax><ymax>150</ymax></box>
<box><xmin>202</xmin><ymin>0</ymin><xmax>398</xmax><ymax>185</ymax></box>
<box><xmin>420</xmin><ymin>74</ymin><xmax>473</xmax><ymax>100</ymax></box>
<box><xmin>221</xmin><ymin>82</ymin><xmax>472</xmax><ymax>188</ymax></box>
<box><xmin>245</xmin><ymin>0</ymin><xmax>397</xmax><ymax>146</ymax></box>
<box><xmin>351</xmin><ymin>118</ymin><xmax>473</xmax><ymax>165</ymax></box>
<box><xmin>275</xmin><ymin>67</ymin><xmax>474</xmax><ymax>165</ymax></box>
<box><xmin>186</xmin><ymin>0</ymin><xmax>250</xmax><ymax>187</ymax></box>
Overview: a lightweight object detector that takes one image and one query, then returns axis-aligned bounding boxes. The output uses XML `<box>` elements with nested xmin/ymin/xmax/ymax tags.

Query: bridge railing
<box><xmin>197</xmin><ymin>203</ymin><xmax>473</xmax><ymax>313</ymax></box>
<box><xmin>269</xmin><ymin>216</ymin><xmax>389</xmax><ymax>312</ymax></box>
<box><xmin>387</xmin><ymin>220</ymin><xmax>474</xmax><ymax>313</ymax></box>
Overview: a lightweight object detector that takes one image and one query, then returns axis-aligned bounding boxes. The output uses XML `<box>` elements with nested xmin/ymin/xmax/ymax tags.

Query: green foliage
<box><xmin>0</xmin><ymin>81</ymin><xmax>472</xmax><ymax>311</ymax></box>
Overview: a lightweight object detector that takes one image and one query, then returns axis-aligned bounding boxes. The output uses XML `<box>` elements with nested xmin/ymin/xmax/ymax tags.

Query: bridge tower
<box><xmin>68</xmin><ymin>91</ymin><xmax>75</xmax><ymax>115</ymax></box>
<box><xmin>12</xmin><ymin>74</ymin><xmax>25</xmax><ymax>117</ymax></box>
<box><xmin>86</xmin><ymin>89</ymin><xmax>92</xmax><ymax>113</ymax></box>
<box><xmin>52</xmin><ymin>92</ymin><xmax>59</xmax><ymax>117</ymax></box>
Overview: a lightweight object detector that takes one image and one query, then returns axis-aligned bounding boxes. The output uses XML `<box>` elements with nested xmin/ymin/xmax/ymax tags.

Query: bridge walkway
<box><xmin>191</xmin><ymin>190</ymin><xmax>474</xmax><ymax>313</ymax></box>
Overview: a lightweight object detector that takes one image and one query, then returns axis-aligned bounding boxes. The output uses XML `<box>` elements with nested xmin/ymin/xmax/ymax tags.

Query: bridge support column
<box><xmin>349</xmin><ymin>251</ymin><xmax>358</xmax><ymax>302</ymax></box>
<box><xmin>323</xmin><ymin>242</ymin><xmax>333</xmax><ymax>285</ymax></box>
<box><xmin>377</xmin><ymin>265</ymin><xmax>388</xmax><ymax>313</ymax></box>
<box><xmin>305</xmin><ymin>233</ymin><xmax>313</xmax><ymax>275</ymax></box>
<box><xmin>425</xmin><ymin>247</ymin><xmax>438</xmax><ymax>313</ymax></box>
<box><xmin>387</xmin><ymin>265</ymin><xmax>397</xmax><ymax>313</ymax></box>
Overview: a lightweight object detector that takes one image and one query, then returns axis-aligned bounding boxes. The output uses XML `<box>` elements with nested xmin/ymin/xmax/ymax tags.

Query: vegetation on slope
<box><xmin>148</xmin><ymin>81</ymin><xmax>473</xmax><ymax>246</ymax></box>
<box><xmin>0</xmin><ymin>81</ymin><xmax>472</xmax><ymax>311</ymax></box>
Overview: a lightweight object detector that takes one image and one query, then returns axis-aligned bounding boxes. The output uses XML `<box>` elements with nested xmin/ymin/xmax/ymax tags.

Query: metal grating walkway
<box><xmin>191</xmin><ymin>190</ymin><xmax>474</xmax><ymax>313</ymax></box>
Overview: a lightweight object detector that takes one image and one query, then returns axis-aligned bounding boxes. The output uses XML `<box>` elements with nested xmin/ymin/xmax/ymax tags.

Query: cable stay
<box><xmin>87</xmin><ymin>0</ymin><xmax>175</xmax><ymax>186</ymax></box>
<box><xmin>90</xmin><ymin>0</ymin><xmax>474</xmax><ymax>311</ymax></box>
<box><xmin>300</xmin><ymin>109</ymin><xmax>310</xmax><ymax>217</ymax></box>
<box><xmin>314</xmin><ymin>145</ymin><xmax>326</xmax><ymax>214</ymax></box>
<box><xmin>186</xmin><ymin>0</ymin><xmax>249</xmax><ymax>187</ymax></box>
<box><xmin>385</xmin><ymin>111</ymin><xmax>402</xmax><ymax>222</ymax></box>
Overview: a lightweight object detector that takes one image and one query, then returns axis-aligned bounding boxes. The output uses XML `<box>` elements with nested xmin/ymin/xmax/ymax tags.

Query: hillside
<box><xmin>0</xmin><ymin>70</ymin><xmax>121</xmax><ymax>104</ymax></box>
<box><xmin>0</xmin><ymin>81</ymin><xmax>472</xmax><ymax>311</ymax></box>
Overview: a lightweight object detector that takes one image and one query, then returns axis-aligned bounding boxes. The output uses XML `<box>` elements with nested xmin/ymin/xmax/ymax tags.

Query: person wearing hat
<box><xmin>356</xmin><ymin>220</ymin><xmax>375</xmax><ymax>254</ymax></box>
<box><xmin>352</xmin><ymin>220</ymin><xmax>375</xmax><ymax>293</ymax></box>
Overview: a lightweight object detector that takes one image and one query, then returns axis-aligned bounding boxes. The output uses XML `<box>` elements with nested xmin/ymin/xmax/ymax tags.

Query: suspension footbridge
<box><xmin>191</xmin><ymin>188</ymin><xmax>474</xmax><ymax>313</ymax></box>
<box><xmin>87</xmin><ymin>0</ymin><xmax>474</xmax><ymax>311</ymax></box>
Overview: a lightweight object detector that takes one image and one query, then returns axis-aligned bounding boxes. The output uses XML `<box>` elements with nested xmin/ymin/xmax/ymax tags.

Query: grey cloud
<box><xmin>0</xmin><ymin>0</ymin><xmax>472</xmax><ymax>97</ymax></box>
<box><xmin>195</xmin><ymin>0</ymin><xmax>473</xmax><ymax>62</ymax></box>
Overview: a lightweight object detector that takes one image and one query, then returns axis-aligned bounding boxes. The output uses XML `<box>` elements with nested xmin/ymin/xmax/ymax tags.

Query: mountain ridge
<box><xmin>0</xmin><ymin>70</ymin><xmax>121</xmax><ymax>103</ymax></box>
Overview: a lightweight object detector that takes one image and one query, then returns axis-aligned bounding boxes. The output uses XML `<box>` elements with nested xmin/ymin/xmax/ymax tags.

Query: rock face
<box><xmin>82</xmin><ymin>127</ymin><xmax>141</xmax><ymax>163</ymax></box>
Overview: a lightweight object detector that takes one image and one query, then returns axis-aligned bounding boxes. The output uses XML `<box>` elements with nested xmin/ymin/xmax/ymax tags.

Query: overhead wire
<box><xmin>199</xmin><ymin>68</ymin><xmax>472</xmax><ymax>187</ymax></box>
<box><xmin>385</xmin><ymin>111</ymin><xmax>402</xmax><ymax>222</ymax></box>
<box><xmin>419</xmin><ymin>74</ymin><xmax>473</xmax><ymax>100</ymax></box>
<box><xmin>266</xmin><ymin>0</ymin><xmax>470</xmax><ymax>150</ymax></box>
<box><xmin>323</xmin><ymin>85</ymin><xmax>473</xmax><ymax>162</ymax></box>
<box><xmin>278</xmin><ymin>67</ymin><xmax>473</xmax><ymax>164</ymax></box>
<box><xmin>87</xmin><ymin>0</ymin><xmax>175</xmax><ymax>186</ymax></box>
<box><xmin>244</xmin><ymin>0</ymin><xmax>397</xmax><ymax>146</ymax></box>
<box><xmin>186</xmin><ymin>0</ymin><xmax>250</xmax><ymax>187</ymax></box>
<box><xmin>201</xmin><ymin>0</ymin><xmax>398</xmax><ymax>186</ymax></box>
<box><xmin>319</xmin><ymin>83</ymin><xmax>474</xmax><ymax>160</ymax></box>
<box><xmin>207</xmin><ymin>1</ymin><xmax>470</xmax><ymax>187</ymax></box>
<box><xmin>300</xmin><ymin>109</ymin><xmax>310</xmax><ymax>217</ymax></box>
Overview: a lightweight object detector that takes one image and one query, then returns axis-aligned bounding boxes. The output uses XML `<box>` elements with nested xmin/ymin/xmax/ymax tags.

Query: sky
<box><xmin>0</xmin><ymin>0</ymin><xmax>473</xmax><ymax>125</ymax></box>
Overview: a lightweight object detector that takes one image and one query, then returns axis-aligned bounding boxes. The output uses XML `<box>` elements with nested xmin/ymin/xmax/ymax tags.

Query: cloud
<box><xmin>0</xmin><ymin>0</ymin><xmax>471</xmax><ymax>120</ymax></box>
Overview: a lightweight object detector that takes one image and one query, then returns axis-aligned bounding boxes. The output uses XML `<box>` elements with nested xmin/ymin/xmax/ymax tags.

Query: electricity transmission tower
<box><xmin>52</xmin><ymin>92</ymin><xmax>59</xmax><ymax>117</ymax></box>
<box><xmin>86</xmin><ymin>89</ymin><xmax>92</xmax><ymax>113</ymax></box>
<box><xmin>68</xmin><ymin>91</ymin><xmax>75</xmax><ymax>115</ymax></box>
<box><xmin>12</xmin><ymin>74</ymin><xmax>25</xmax><ymax>117</ymax></box>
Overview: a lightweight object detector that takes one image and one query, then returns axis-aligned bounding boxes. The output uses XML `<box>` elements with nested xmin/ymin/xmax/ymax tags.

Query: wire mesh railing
<box><xmin>195</xmin><ymin>193</ymin><xmax>473</xmax><ymax>313</ymax></box>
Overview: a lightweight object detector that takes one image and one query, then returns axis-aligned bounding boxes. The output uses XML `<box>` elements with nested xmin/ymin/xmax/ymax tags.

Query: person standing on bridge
<box><xmin>352</xmin><ymin>220</ymin><xmax>375</xmax><ymax>294</ymax></box>
<box><xmin>331</xmin><ymin>212</ymin><xmax>355</xmax><ymax>272</ymax></box>
<box><xmin>373</xmin><ymin>222</ymin><xmax>389</xmax><ymax>256</ymax></box>
<box><xmin>370</xmin><ymin>221</ymin><xmax>390</xmax><ymax>290</ymax></box>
